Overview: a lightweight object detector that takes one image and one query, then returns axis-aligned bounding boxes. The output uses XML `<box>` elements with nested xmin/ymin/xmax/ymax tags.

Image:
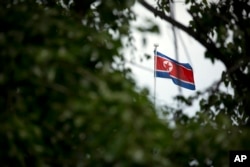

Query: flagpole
<box><xmin>154</xmin><ymin>43</ymin><xmax>159</xmax><ymax>109</ymax></box>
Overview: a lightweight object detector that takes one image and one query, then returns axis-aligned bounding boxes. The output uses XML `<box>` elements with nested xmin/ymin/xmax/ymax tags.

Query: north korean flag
<box><xmin>155</xmin><ymin>51</ymin><xmax>195</xmax><ymax>90</ymax></box>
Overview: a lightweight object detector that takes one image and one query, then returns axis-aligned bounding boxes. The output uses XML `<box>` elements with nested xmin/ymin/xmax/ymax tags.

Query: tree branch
<box><xmin>138</xmin><ymin>0</ymin><xmax>230</xmax><ymax>67</ymax></box>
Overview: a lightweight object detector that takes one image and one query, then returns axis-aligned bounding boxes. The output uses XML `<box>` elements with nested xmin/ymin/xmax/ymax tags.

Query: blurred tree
<box><xmin>138</xmin><ymin>0</ymin><xmax>250</xmax><ymax>166</ymax></box>
<box><xmin>0</xmin><ymin>0</ymin><xmax>171</xmax><ymax>166</ymax></box>
<box><xmin>1</xmin><ymin>0</ymin><xmax>250</xmax><ymax>167</ymax></box>
<box><xmin>139</xmin><ymin>0</ymin><xmax>250</xmax><ymax>126</ymax></box>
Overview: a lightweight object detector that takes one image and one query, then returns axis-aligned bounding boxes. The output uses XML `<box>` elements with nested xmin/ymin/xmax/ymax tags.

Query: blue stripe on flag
<box><xmin>156</xmin><ymin>71</ymin><xmax>195</xmax><ymax>90</ymax></box>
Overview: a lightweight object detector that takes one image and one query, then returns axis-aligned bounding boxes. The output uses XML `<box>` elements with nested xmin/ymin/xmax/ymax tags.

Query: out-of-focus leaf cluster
<box><xmin>2</xmin><ymin>0</ymin><xmax>250</xmax><ymax>167</ymax></box>
<box><xmin>0</xmin><ymin>1</ymin><xmax>170</xmax><ymax>166</ymax></box>
<box><xmin>155</xmin><ymin>0</ymin><xmax>250</xmax><ymax>125</ymax></box>
<box><xmin>184</xmin><ymin>0</ymin><xmax>250</xmax><ymax>124</ymax></box>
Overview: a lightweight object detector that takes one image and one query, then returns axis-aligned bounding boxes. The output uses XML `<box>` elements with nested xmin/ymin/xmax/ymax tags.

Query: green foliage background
<box><xmin>1</xmin><ymin>0</ymin><xmax>250</xmax><ymax>166</ymax></box>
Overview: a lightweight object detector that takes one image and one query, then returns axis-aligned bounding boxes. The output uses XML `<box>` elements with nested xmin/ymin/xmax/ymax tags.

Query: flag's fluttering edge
<box><xmin>155</xmin><ymin>51</ymin><xmax>195</xmax><ymax>90</ymax></box>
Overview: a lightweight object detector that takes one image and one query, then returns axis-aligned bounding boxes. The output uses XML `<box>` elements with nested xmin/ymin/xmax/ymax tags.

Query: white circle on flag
<box><xmin>163</xmin><ymin>60</ymin><xmax>173</xmax><ymax>72</ymax></box>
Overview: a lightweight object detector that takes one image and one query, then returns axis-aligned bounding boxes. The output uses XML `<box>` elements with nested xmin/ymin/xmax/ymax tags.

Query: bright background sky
<box><xmin>125</xmin><ymin>1</ymin><xmax>226</xmax><ymax>116</ymax></box>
